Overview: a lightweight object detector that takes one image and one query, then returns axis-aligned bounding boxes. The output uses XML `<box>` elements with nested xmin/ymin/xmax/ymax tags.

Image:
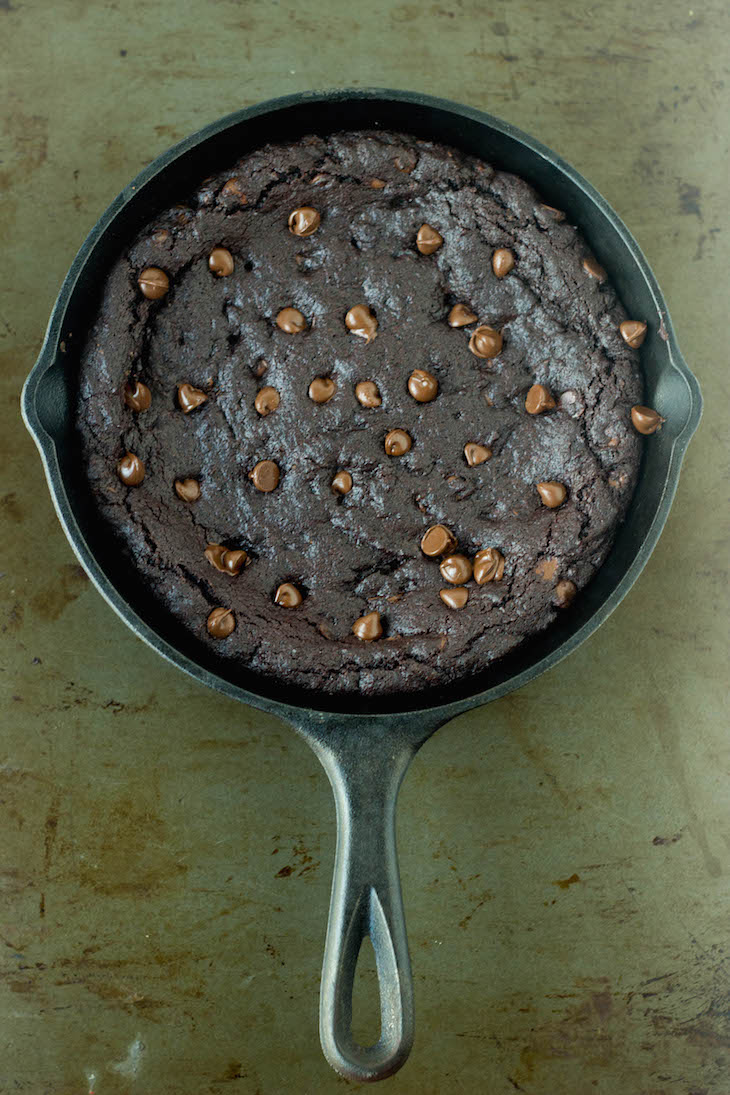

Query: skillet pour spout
<box><xmin>21</xmin><ymin>90</ymin><xmax>701</xmax><ymax>1082</ymax></box>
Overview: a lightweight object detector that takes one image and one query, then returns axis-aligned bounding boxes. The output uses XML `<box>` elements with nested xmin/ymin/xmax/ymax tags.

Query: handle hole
<box><xmin>350</xmin><ymin>934</ymin><xmax>382</xmax><ymax>1049</ymax></box>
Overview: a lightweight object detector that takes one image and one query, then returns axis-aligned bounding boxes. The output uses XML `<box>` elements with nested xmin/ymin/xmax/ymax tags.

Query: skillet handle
<box><xmin>314</xmin><ymin>733</ymin><xmax>416</xmax><ymax>1082</ymax></box>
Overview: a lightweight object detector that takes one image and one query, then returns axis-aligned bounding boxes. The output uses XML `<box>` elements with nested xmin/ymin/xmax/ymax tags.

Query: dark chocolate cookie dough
<box><xmin>76</xmin><ymin>130</ymin><xmax>644</xmax><ymax>695</ymax></box>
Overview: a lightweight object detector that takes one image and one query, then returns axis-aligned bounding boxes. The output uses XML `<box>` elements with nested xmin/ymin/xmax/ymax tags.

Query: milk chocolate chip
<box><xmin>174</xmin><ymin>478</ymin><xmax>200</xmax><ymax>502</ymax></box>
<box><xmin>440</xmin><ymin>587</ymin><xmax>469</xmax><ymax>609</ymax></box>
<box><xmin>276</xmin><ymin>307</ymin><xmax>307</xmax><ymax>333</ymax></box>
<box><xmin>421</xmin><ymin>524</ymin><xmax>457</xmax><ymax>557</ymax></box>
<box><xmin>469</xmin><ymin>325</ymin><xmax>503</xmax><ymax>359</ymax></box>
<box><xmin>422</xmin><ymin>523</ymin><xmax>457</xmax><ymax>556</ymax></box>
<box><xmin>416</xmin><ymin>224</ymin><xmax>443</xmax><ymax>255</ymax></box>
<box><xmin>208</xmin><ymin>247</ymin><xmax>234</xmax><ymax>276</ymax></box>
<box><xmin>440</xmin><ymin>555</ymin><xmax>473</xmax><ymax>585</ymax></box>
<box><xmin>525</xmin><ymin>384</ymin><xmax>556</xmax><ymax>415</ymax></box>
<box><xmin>332</xmin><ymin>471</ymin><xmax>353</xmax><ymax>495</ymax></box>
<box><xmin>355</xmin><ymin>381</ymin><xmax>381</xmax><ymax>407</ymax></box>
<box><xmin>207</xmin><ymin>607</ymin><xmax>235</xmax><ymax>638</ymax></box>
<box><xmin>249</xmin><ymin>460</ymin><xmax>280</xmax><ymax>492</ymax></box>
<box><xmin>178</xmin><ymin>383</ymin><xmax>208</xmax><ymax>413</ymax></box>
<box><xmin>352</xmin><ymin>611</ymin><xmax>383</xmax><ymax>641</ymax></box>
<box><xmin>620</xmin><ymin>320</ymin><xmax>647</xmax><ymax>348</ymax></box>
<box><xmin>492</xmin><ymin>248</ymin><xmax>515</xmax><ymax>278</ymax></box>
<box><xmin>205</xmin><ymin>544</ymin><xmax>248</xmax><ymax>575</ymax></box>
<box><xmin>255</xmin><ymin>386</ymin><xmax>280</xmax><ymax>416</ymax></box>
<box><xmin>346</xmin><ymin>305</ymin><xmax>378</xmax><ymax>343</ymax></box>
<box><xmin>631</xmin><ymin>405</ymin><xmax>664</xmax><ymax>434</ymax></box>
<box><xmin>288</xmin><ymin>207</ymin><xmax>320</xmax><ymax>237</ymax></box>
<box><xmin>117</xmin><ymin>452</ymin><xmax>145</xmax><ymax>486</ymax></box>
<box><xmin>137</xmin><ymin>267</ymin><xmax>169</xmax><ymax>300</ymax></box>
<box><xmin>554</xmin><ymin>579</ymin><xmax>577</xmax><ymax>607</ymax></box>
<box><xmin>275</xmin><ymin>583</ymin><xmax>303</xmax><ymax>607</ymax></box>
<box><xmin>464</xmin><ymin>443</ymin><xmax>491</xmax><ymax>466</ymax></box>
<box><xmin>124</xmin><ymin>380</ymin><xmax>151</xmax><ymax>412</ymax></box>
<box><xmin>537</xmin><ymin>481</ymin><xmax>567</xmax><ymax>508</ymax></box>
<box><xmin>407</xmin><ymin>369</ymin><xmax>438</xmax><ymax>403</ymax></box>
<box><xmin>384</xmin><ymin>429</ymin><xmax>412</xmax><ymax>456</ymax></box>
<box><xmin>473</xmin><ymin>548</ymin><xmax>505</xmax><ymax>584</ymax></box>
<box><xmin>583</xmin><ymin>256</ymin><xmax>607</xmax><ymax>282</ymax></box>
<box><xmin>309</xmin><ymin>377</ymin><xmax>336</xmax><ymax>404</ymax></box>
<box><xmin>448</xmin><ymin>304</ymin><xmax>477</xmax><ymax>327</ymax></box>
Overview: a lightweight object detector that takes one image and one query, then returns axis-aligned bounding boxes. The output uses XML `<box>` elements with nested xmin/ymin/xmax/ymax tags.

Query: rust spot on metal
<box><xmin>652</xmin><ymin>831</ymin><xmax>683</xmax><ymax>845</ymax></box>
<box><xmin>30</xmin><ymin>563</ymin><xmax>89</xmax><ymax>622</ymax></box>
<box><xmin>43</xmin><ymin>797</ymin><xmax>60</xmax><ymax>870</ymax></box>
<box><xmin>553</xmin><ymin>873</ymin><xmax>581</xmax><ymax>889</ymax></box>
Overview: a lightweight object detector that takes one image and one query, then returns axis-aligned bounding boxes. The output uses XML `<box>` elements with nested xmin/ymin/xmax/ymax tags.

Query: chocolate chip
<box><xmin>384</xmin><ymin>429</ymin><xmax>412</xmax><ymax>456</ymax></box>
<box><xmin>249</xmin><ymin>460</ymin><xmax>280</xmax><ymax>492</ymax></box>
<box><xmin>394</xmin><ymin>152</ymin><xmax>416</xmax><ymax>173</ymax></box>
<box><xmin>448</xmin><ymin>304</ymin><xmax>477</xmax><ymax>327</ymax></box>
<box><xmin>345</xmin><ymin>305</ymin><xmax>378</xmax><ymax>343</ymax></box>
<box><xmin>559</xmin><ymin>389</ymin><xmax>585</xmax><ymax>418</ymax></box>
<box><xmin>537</xmin><ymin>481</ymin><xmax>567</xmax><ymax>508</ymax></box>
<box><xmin>205</xmin><ymin>544</ymin><xmax>248</xmax><ymax>575</ymax></box>
<box><xmin>468</xmin><ymin>325</ymin><xmax>503</xmax><ymax>359</ymax></box>
<box><xmin>352</xmin><ymin>611</ymin><xmax>383</xmax><ymax>641</ymax></box>
<box><xmin>117</xmin><ymin>452</ymin><xmax>145</xmax><ymax>485</ymax></box>
<box><xmin>464</xmin><ymin>443</ymin><xmax>491</xmax><ymax>466</ymax></box>
<box><xmin>370</xmin><ymin>178</ymin><xmax>386</xmax><ymax>189</ymax></box>
<box><xmin>355</xmin><ymin>381</ymin><xmax>381</xmax><ymax>407</ymax></box>
<box><xmin>276</xmin><ymin>307</ymin><xmax>307</xmax><ymax>333</ymax></box>
<box><xmin>137</xmin><ymin>267</ymin><xmax>169</xmax><ymax>300</ymax></box>
<box><xmin>309</xmin><ymin>377</ymin><xmax>336</xmax><ymax>404</ymax></box>
<box><xmin>332</xmin><ymin>470</ymin><xmax>353</xmax><ymax>495</ymax></box>
<box><xmin>439</xmin><ymin>554</ymin><xmax>473</xmax><ymax>585</ymax></box>
<box><xmin>421</xmin><ymin>524</ymin><xmax>457</xmax><ymax>557</ymax></box>
<box><xmin>288</xmin><ymin>207</ymin><xmax>320</xmax><ymax>237</ymax></box>
<box><xmin>255</xmin><ymin>386</ymin><xmax>280</xmax><ymax>416</ymax></box>
<box><xmin>221</xmin><ymin>178</ymin><xmax>247</xmax><ymax>201</ymax></box>
<box><xmin>540</xmin><ymin>203</ymin><xmax>566</xmax><ymax>221</ymax></box>
<box><xmin>178</xmin><ymin>383</ymin><xmax>208</xmax><ymax>414</ymax></box>
<box><xmin>631</xmin><ymin>405</ymin><xmax>664</xmax><ymax>434</ymax></box>
<box><xmin>174</xmin><ymin>478</ymin><xmax>200</xmax><ymax>502</ymax></box>
<box><xmin>124</xmin><ymin>380</ymin><xmax>151</xmax><ymax>412</ymax></box>
<box><xmin>407</xmin><ymin>369</ymin><xmax>438</xmax><ymax>403</ymax></box>
<box><xmin>274</xmin><ymin>583</ymin><xmax>303</xmax><ymax>607</ymax></box>
<box><xmin>583</xmin><ymin>256</ymin><xmax>607</xmax><ymax>282</ymax></box>
<box><xmin>207</xmin><ymin>607</ymin><xmax>235</xmax><ymax>637</ymax></box>
<box><xmin>492</xmin><ymin>248</ymin><xmax>515</xmax><ymax>278</ymax></box>
<box><xmin>416</xmin><ymin>224</ymin><xmax>443</xmax><ymax>255</ymax></box>
<box><xmin>473</xmin><ymin>548</ymin><xmax>505</xmax><ymax>584</ymax></box>
<box><xmin>208</xmin><ymin>247</ymin><xmax>234</xmax><ymax>276</ymax></box>
<box><xmin>440</xmin><ymin>587</ymin><xmax>469</xmax><ymax>609</ymax></box>
<box><xmin>525</xmin><ymin>384</ymin><xmax>556</xmax><ymax>415</ymax></box>
<box><xmin>620</xmin><ymin>320</ymin><xmax>647</xmax><ymax>348</ymax></box>
<box><xmin>554</xmin><ymin>579</ymin><xmax>577</xmax><ymax>607</ymax></box>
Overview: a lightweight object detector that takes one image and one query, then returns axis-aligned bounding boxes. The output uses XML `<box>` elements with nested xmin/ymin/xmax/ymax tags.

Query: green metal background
<box><xmin>1</xmin><ymin>1</ymin><xmax>728</xmax><ymax>1092</ymax></box>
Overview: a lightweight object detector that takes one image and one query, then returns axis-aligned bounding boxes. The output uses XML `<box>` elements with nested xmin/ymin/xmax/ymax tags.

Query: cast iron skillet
<box><xmin>22</xmin><ymin>89</ymin><xmax>701</xmax><ymax>1083</ymax></box>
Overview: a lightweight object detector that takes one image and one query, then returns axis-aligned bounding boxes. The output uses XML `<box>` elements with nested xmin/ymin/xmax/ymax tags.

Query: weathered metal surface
<box><xmin>1</xmin><ymin>0</ymin><xmax>728</xmax><ymax>1092</ymax></box>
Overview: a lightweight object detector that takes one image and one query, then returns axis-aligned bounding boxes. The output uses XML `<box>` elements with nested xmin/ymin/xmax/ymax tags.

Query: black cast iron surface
<box><xmin>22</xmin><ymin>89</ymin><xmax>701</xmax><ymax>1082</ymax></box>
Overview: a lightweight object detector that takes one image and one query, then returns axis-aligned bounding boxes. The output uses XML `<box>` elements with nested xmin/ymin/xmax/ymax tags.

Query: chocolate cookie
<box><xmin>76</xmin><ymin>131</ymin><xmax>644</xmax><ymax>695</ymax></box>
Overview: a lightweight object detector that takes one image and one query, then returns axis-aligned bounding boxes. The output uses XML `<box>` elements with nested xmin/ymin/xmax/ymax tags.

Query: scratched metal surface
<box><xmin>1</xmin><ymin>1</ymin><xmax>729</xmax><ymax>1092</ymax></box>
